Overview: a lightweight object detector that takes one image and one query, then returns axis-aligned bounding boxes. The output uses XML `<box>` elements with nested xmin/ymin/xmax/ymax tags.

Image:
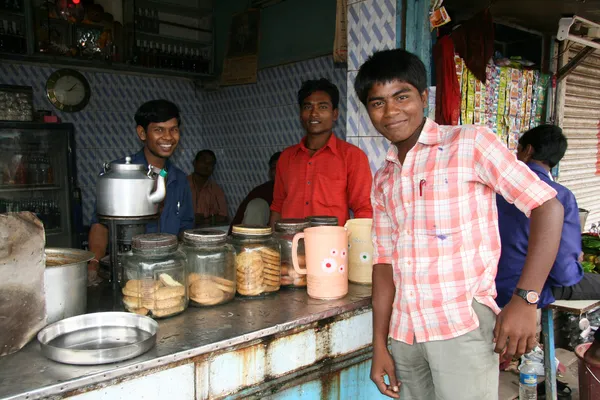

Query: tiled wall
<box><xmin>346</xmin><ymin>0</ymin><xmax>397</xmax><ymax>173</ymax></box>
<box><xmin>0</xmin><ymin>62</ymin><xmax>203</xmax><ymax>225</ymax></box>
<box><xmin>0</xmin><ymin>57</ymin><xmax>346</xmax><ymax>224</ymax></box>
<box><xmin>202</xmin><ymin>56</ymin><xmax>347</xmax><ymax>217</ymax></box>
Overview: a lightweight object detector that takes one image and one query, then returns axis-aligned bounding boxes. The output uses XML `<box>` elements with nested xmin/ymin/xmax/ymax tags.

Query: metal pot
<box><xmin>96</xmin><ymin>156</ymin><xmax>167</xmax><ymax>217</ymax></box>
<box><xmin>44</xmin><ymin>248</ymin><xmax>94</xmax><ymax>324</ymax></box>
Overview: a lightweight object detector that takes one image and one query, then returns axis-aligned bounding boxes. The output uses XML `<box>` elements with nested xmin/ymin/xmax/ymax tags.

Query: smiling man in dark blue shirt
<box><xmin>87</xmin><ymin>100</ymin><xmax>194</xmax><ymax>283</ymax></box>
<box><xmin>496</xmin><ymin>125</ymin><xmax>600</xmax><ymax>308</ymax></box>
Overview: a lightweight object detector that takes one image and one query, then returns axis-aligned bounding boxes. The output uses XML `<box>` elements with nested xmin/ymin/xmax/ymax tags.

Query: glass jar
<box><xmin>182</xmin><ymin>229</ymin><xmax>236</xmax><ymax>306</ymax></box>
<box><xmin>122</xmin><ymin>233</ymin><xmax>188</xmax><ymax>319</ymax></box>
<box><xmin>274</xmin><ymin>219</ymin><xmax>309</xmax><ymax>287</ymax></box>
<box><xmin>230</xmin><ymin>225</ymin><xmax>281</xmax><ymax>296</ymax></box>
<box><xmin>306</xmin><ymin>215</ymin><xmax>339</xmax><ymax>227</ymax></box>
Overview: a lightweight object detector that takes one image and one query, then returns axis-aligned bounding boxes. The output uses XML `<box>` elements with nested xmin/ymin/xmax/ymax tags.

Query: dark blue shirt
<box><xmin>91</xmin><ymin>149</ymin><xmax>194</xmax><ymax>235</ymax></box>
<box><xmin>496</xmin><ymin>162</ymin><xmax>583</xmax><ymax>308</ymax></box>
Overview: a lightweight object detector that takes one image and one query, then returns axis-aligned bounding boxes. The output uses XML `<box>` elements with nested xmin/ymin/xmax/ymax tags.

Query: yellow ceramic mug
<box><xmin>344</xmin><ymin>218</ymin><xmax>373</xmax><ymax>285</ymax></box>
<box><xmin>292</xmin><ymin>226</ymin><xmax>349</xmax><ymax>300</ymax></box>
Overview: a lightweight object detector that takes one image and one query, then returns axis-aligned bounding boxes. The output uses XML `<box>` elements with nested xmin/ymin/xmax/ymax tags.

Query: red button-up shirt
<box><xmin>372</xmin><ymin>119</ymin><xmax>557</xmax><ymax>344</ymax></box>
<box><xmin>271</xmin><ymin>133</ymin><xmax>373</xmax><ymax>225</ymax></box>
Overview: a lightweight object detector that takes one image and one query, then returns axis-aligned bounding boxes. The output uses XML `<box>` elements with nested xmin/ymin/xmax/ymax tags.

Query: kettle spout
<box><xmin>148</xmin><ymin>169</ymin><xmax>167</xmax><ymax>204</ymax></box>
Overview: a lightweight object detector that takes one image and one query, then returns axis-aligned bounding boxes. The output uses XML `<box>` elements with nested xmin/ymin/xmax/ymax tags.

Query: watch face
<box><xmin>46</xmin><ymin>69</ymin><xmax>91</xmax><ymax>112</ymax></box>
<box><xmin>526</xmin><ymin>291</ymin><xmax>539</xmax><ymax>304</ymax></box>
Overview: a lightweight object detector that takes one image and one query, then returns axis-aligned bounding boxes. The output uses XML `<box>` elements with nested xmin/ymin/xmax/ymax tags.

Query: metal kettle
<box><xmin>96</xmin><ymin>157</ymin><xmax>167</xmax><ymax>217</ymax></box>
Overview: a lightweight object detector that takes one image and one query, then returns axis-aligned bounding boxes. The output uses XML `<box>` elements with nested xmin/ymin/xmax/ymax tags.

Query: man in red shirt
<box><xmin>269</xmin><ymin>78</ymin><xmax>373</xmax><ymax>226</ymax></box>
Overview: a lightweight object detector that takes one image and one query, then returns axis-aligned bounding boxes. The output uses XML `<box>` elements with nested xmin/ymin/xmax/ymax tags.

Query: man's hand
<box><xmin>370</xmin><ymin>345</ymin><xmax>400</xmax><ymax>398</ymax></box>
<box><xmin>493</xmin><ymin>297</ymin><xmax>537</xmax><ymax>361</ymax></box>
<box><xmin>87</xmin><ymin>260</ymin><xmax>101</xmax><ymax>286</ymax></box>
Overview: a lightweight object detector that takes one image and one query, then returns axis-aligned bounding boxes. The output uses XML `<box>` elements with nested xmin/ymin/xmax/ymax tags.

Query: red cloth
<box><xmin>271</xmin><ymin>133</ymin><xmax>373</xmax><ymax>225</ymax></box>
<box><xmin>451</xmin><ymin>8</ymin><xmax>494</xmax><ymax>83</ymax></box>
<box><xmin>433</xmin><ymin>35</ymin><xmax>461</xmax><ymax>125</ymax></box>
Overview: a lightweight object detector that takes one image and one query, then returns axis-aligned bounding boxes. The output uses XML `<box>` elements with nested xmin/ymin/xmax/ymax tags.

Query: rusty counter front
<box><xmin>0</xmin><ymin>284</ymin><xmax>383</xmax><ymax>400</ymax></box>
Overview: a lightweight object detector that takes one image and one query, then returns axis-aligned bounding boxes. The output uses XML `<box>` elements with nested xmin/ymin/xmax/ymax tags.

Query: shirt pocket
<box><xmin>418</xmin><ymin>172</ymin><xmax>469</xmax><ymax>236</ymax></box>
<box><xmin>314</xmin><ymin>175</ymin><xmax>346</xmax><ymax>208</ymax></box>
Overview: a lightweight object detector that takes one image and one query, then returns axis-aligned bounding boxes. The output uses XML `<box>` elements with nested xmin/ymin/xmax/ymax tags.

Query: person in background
<box><xmin>356</xmin><ymin>49</ymin><xmax>564</xmax><ymax>399</ymax></box>
<box><xmin>496</xmin><ymin>125</ymin><xmax>600</xmax><ymax>308</ymax></box>
<box><xmin>229</xmin><ymin>151</ymin><xmax>281</xmax><ymax>232</ymax></box>
<box><xmin>88</xmin><ymin>99</ymin><xmax>194</xmax><ymax>284</ymax></box>
<box><xmin>187</xmin><ymin>149</ymin><xmax>228</xmax><ymax>227</ymax></box>
<box><xmin>269</xmin><ymin>78</ymin><xmax>373</xmax><ymax>227</ymax></box>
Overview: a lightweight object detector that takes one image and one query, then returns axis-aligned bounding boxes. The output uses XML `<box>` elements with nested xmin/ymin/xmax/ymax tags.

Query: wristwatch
<box><xmin>514</xmin><ymin>288</ymin><xmax>540</xmax><ymax>305</ymax></box>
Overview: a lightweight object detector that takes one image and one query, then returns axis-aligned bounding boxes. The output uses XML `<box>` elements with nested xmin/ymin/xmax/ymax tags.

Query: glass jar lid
<box><xmin>275</xmin><ymin>219</ymin><xmax>310</xmax><ymax>233</ymax></box>
<box><xmin>306</xmin><ymin>215</ymin><xmax>339</xmax><ymax>226</ymax></box>
<box><xmin>132</xmin><ymin>233</ymin><xmax>178</xmax><ymax>251</ymax></box>
<box><xmin>183</xmin><ymin>229</ymin><xmax>227</xmax><ymax>245</ymax></box>
<box><xmin>232</xmin><ymin>224</ymin><xmax>272</xmax><ymax>236</ymax></box>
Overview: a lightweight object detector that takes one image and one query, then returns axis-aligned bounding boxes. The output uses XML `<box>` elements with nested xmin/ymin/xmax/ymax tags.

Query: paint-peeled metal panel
<box><xmin>559</xmin><ymin>43</ymin><xmax>600</xmax><ymax>230</ymax></box>
<box><xmin>206</xmin><ymin>344</ymin><xmax>266</xmax><ymax>398</ymax></box>
<box><xmin>329</xmin><ymin>311</ymin><xmax>373</xmax><ymax>356</ymax></box>
<box><xmin>266</xmin><ymin>329</ymin><xmax>318</xmax><ymax>377</ymax></box>
<box><xmin>68</xmin><ymin>364</ymin><xmax>195</xmax><ymax>400</ymax></box>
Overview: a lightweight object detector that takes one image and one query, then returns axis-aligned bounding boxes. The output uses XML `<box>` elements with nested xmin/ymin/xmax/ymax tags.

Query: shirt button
<box><xmin>307</xmin><ymin>181</ymin><xmax>311</xmax><ymax>185</ymax></box>
<box><xmin>305</xmin><ymin>201</ymin><xmax>309</xmax><ymax>205</ymax></box>
<box><xmin>404</xmin><ymin>201</ymin><xmax>411</xmax><ymax>207</ymax></box>
<box><xmin>308</xmin><ymin>162</ymin><xmax>312</xmax><ymax>165</ymax></box>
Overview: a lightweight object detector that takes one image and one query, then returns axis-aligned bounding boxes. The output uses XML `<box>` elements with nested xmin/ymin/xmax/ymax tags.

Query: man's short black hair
<box><xmin>519</xmin><ymin>124</ymin><xmax>567</xmax><ymax>168</ymax></box>
<box><xmin>195</xmin><ymin>149</ymin><xmax>217</xmax><ymax>164</ymax></box>
<box><xmin>354</xmin><ymin>49</ymin><xmax>427</xmax><ymax>106</ymax></box>
<box><xmin>297</xmin><ymin>79</ymin><xmax>339</xmax><ymax>110</ymax></box>
<box><xmin>134</xmin><ymin>99</ymin><xmax>181</xmax><ymax>132</ymax></box>
<box><xmin>269</xmin><ymin>151</ymin><xmax>281</xmax><ymax>167</ymax></box>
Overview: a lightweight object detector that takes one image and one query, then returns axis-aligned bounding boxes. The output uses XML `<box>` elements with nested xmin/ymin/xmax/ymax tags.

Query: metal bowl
<box><xmin>37</xmin><ymin>312</ymin><xmax>158</xmax><ymax>365</ymax></box>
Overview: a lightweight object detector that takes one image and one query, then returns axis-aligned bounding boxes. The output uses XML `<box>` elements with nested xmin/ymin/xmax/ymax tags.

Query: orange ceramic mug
<box><xmin>292</xmin><ymin>226</ymin><xmax>349</xmax><ymax>300</ymax></box>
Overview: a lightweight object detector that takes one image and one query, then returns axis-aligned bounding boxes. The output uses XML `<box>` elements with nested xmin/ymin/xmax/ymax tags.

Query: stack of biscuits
<box><xmin>188</xmin><ymin>273</ymin><xmax>235</xmax><ymax>306</ymax></box>
<box><xmin>235</xmin><ymin>247</ymin><xmax>281</xmax><ymax>296</ymax></box>
<box><xmin>281</xmin><ymin>254</ymin><xmax>307</xmax><ymax>287</ymax></box>
<box><xmin>122</xmin><ymin>273</ymin><xmax>186</xmax><ymax>318</ymax></box>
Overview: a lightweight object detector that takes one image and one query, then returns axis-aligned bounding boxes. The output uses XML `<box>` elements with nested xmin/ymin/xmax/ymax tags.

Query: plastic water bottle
<box><xmin>519</xmin><ymin>360</ymin><xmax>538</xmax><ymax>400</ymax></box>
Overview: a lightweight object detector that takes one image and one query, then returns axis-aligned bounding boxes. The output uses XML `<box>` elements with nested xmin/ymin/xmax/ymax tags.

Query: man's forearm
<box><xmin>88</xmin><ymin>223</ymin><xmax>108</xmax><ymax>261</ymax></box>
<box><xmin>517</xmin><ymin>198</ymin><xmax>564</xmax><ymax>292</ymax></box>
<box><xmin>269</xmin><ymin>211</ymin><xmax>281</xmax><ymax>228</ymax></box>
<box><xmin>372</xmin><ymin>263</ymin><xmax>395</xmax><ymax>348</ymax></box>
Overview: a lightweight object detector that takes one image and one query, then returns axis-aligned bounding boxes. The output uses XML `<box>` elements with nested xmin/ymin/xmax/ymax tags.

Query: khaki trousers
<box><xmin>390</xmin><ymin>301</ymin><xmax>500</xmax><ymax>400</ymax></box>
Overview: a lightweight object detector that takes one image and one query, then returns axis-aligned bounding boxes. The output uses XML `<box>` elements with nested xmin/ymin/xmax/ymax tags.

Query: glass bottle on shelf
<box><xmin>159</xmin><ymin>43</ymin><xmax>169</xmax><ymax>68</ymax></box>
<box><xmin>0</xmin><ymin>20</ymin><xmax>5</xmax><ymax>53</ymax></box>
<box><xmin>132</xmin><ymin>39</ymin><xmax>141</xmax><ymax>64</ymax></box>
<box><xmin>152</xmin><ymin>9</ymin><xmax>159</xmax><ymax>33</ymax></box>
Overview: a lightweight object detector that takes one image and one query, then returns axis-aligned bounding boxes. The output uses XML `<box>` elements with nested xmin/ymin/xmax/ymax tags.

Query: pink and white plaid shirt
<box><xmin>372</xmin><ymin>119</ymin><xmax>557</xmax><ymax>344</ymax></box>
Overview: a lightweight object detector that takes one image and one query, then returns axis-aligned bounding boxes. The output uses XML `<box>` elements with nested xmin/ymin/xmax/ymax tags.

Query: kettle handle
<box><xmin>101</xmin><ymin>162</ymin><xmax>110</xmax><ymax>175</ymax></box>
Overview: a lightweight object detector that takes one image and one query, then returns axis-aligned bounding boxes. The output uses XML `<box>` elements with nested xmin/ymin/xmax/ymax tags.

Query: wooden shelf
<box><xmin>0</xmin><ymin>53</ymin><xmax>214</xmax><ymax>81</ymax></box>
<box><xmin>136</xmin><ymin>31</ymin><xmax>211</xmax><ymax>47</ymax></box>
<box><xmin>0</xmin><ymin>184</ymin><xmax>61</xmax><ymax>193</ymax></box>
<box><xmin>135</xmin><ymin>0</ymin><xmax>212</xmax><ymax>17</ymax></box>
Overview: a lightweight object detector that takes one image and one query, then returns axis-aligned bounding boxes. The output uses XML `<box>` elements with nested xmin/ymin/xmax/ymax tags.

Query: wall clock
<box><xmin>46</xmin><ymin>68</ymin><xmax>91</xmax><ymax>112</ymax></box>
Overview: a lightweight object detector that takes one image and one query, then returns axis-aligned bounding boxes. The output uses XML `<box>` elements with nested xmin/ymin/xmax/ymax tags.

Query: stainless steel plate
<box><xmin>37</xmin><ymin>312</ymin><xmax>158</xmax><ymax>365</ymax></box>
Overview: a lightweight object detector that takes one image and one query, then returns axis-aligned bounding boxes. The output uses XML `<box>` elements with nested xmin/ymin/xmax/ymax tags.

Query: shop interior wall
<box><xmin>0</xmin><ymin>62</ymin><xmax>203</xmax><ymax>226</ymax></box>
<box><xmin>204</xmin><ymin>0</ymin><xmax>346</xmax><ymax>218</ymax></box>
<box><xmin>213</xmin><ymin>0</ymin><xmax>337</xmax><ymax>73</ymax></box>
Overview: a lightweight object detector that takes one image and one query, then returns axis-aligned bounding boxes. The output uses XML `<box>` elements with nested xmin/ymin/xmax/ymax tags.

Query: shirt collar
<box><xmin>297</xmin><ymin>132</ymin><xmax>339</xmax><ymax>157</ymax></box>
<box><xmin>132</xmin><ymin>148</ymin><xmax>175</xmax><ymax>183</ymax></box>
<box><xmin>526</xmin><ymin>161</ymin><xmax>553</xmax><ymax>181</ymax></box>
<box><xmin>384</xmin><ymin>118</ymin><xmax>439</xmax><ymax>164</ymax></box>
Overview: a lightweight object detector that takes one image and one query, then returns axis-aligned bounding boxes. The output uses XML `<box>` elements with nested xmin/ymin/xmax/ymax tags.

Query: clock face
<box><xmin>46</xmin><ymin>69</ymin><xmax>91</xmax><ymax>112</ymax></box>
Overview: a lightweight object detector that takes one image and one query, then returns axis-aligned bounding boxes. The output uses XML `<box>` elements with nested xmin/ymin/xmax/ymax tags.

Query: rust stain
<box><xmin>321</xmin><ymin>367</ymin><xmax>341</xmax><ymax>400</ymax></box>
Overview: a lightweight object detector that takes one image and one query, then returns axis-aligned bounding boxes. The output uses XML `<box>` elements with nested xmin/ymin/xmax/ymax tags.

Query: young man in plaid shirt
<box><xmin>355</xmin><ymin>49</ymin><xmax>564</xmax><ymax>399</ymax></box>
